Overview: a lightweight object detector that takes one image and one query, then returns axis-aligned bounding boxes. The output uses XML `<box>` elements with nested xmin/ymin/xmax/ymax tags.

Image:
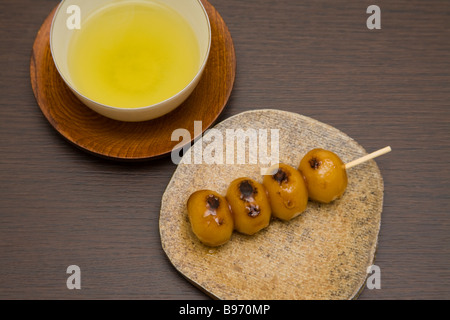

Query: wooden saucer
<box><xmin>30</xmin><ymin>0</ymin><xmax>236</xmax><ymax>160</ymax></box>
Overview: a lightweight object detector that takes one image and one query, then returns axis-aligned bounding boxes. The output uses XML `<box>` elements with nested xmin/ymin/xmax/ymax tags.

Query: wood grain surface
<box><xmin>30</xmin><ymin>0</ymin><xmax>235</xmax><ymax>160</ymax></box>
<box><xmin>0</xmin><ymin>0</ymin><xmax>449</xmax><ymax>300</ymax></box>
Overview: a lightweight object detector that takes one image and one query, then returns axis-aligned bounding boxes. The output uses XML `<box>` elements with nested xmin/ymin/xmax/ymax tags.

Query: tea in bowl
<box><xmin>50</xmin><ymin>0</ymin><xmax>211</xmax><ymax>122</ymax></box>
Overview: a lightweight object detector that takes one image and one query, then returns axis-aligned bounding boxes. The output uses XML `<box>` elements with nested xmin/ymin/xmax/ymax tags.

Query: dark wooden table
<box><xmin>1</xmin><ymin>0</ymin><xmax>449</xmax><ymax>300</ymax></box>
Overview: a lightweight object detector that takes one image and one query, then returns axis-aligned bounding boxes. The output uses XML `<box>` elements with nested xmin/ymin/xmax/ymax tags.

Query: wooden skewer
<box><xmin>345</xmin><ymin>146</ymin><xmax>392</xmax><ymax>170</ymax></box>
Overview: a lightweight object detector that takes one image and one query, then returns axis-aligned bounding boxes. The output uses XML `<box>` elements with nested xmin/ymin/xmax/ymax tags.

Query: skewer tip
<box><xmin>345</xmin><ymin>146</ymin><xmax>392</xmax><ymax>170</ymax></box>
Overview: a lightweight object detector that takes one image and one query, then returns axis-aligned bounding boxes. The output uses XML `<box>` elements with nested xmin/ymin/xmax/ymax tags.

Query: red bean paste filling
<box><xmin>247</xmin><ymin>204</ymin><xmax>260</xmax><ymax>218</ymax></box>
<box><xmin>309</xmin><ymin>157</ymin><xmax>322</xmax><ymax>170</ymax></box>
<box><xmin>239</xmin><ymin>180</ymin><xmax>261</xmax><ymax>217</ymax></box>
<box><xmin>206</xmin><ymin>195</ymin><xmax>220</xmax><ymax>210</ymax></box>
<box><xmin>273</xmin><ymin>168</ymin><xmax>288</xmax><ymax>184</ymax></box>
<box><xmin>239</xmin><ymin>180</ymin><xmax>256</xmax><ymax>199</ymax></box>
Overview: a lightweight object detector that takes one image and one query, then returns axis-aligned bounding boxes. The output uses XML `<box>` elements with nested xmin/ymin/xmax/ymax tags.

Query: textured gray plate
<box><xmin>160</xmin><ymin>109</ymin><xmax>383</xmax><ymax>300</ymax></box>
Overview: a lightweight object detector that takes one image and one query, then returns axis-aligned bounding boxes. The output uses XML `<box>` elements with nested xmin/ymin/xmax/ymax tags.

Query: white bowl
<box><xmin>50</xmin><ymin>0</ymin><xmax>211</xmax><ymax>122</ymax></box>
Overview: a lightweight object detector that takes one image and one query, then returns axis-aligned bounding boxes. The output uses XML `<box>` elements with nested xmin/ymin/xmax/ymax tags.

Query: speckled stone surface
<box><xmin>159</xmin><ymin>109</ymin><xmax>384</xmax><ymax>300</ymax></box>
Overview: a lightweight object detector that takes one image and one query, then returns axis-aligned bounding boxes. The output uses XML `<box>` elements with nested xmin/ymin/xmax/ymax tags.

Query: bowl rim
<box><xmin>49</xmin><ymin>0</ymin><xmax>212</xmax><ymax>112</ymax></box>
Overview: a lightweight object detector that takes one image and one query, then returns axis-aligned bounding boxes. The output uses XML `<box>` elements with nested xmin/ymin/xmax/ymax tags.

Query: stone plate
<box><xmin>160</xmin><ymin>109</ymin><xmax>384</xmax><ymax>300</ymax></box>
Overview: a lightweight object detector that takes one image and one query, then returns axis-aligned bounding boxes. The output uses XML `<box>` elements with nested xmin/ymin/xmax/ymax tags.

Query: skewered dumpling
<box><xmin>263</xmin><ymin>163</ymin><xmax>308</xmax><ymax>221</ymax></box>
<box><xmin>298</xmin><ymin>148</ymin><xmax>348</xmax><ymax>204</ymax></box>
<box><xmin>226</xmin><ymin>178</ymin><xmax>271</xmax><ymax>235</ymax></box>
<box><xmin>187</xmin><ymin>190</ymin><xmax>234</xmax><ymax>247</ymax></box>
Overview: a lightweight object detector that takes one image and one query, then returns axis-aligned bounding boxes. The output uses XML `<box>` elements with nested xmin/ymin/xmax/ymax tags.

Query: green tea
<box><xmin>68</xmin><ymin>1</ymin><xmax>200</xmax><ymax>108</ymax></box>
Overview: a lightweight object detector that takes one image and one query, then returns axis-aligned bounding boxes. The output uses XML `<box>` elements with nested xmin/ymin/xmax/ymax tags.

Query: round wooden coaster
<box><xmin>160</xmin><ymin>109</ymin><xmax>384</xmax><ymax>300</ymax></box>
<box><xmin>30</xmin><ymin>0</ymin><xmax>236</xmax><ymax>160</ymax></box>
